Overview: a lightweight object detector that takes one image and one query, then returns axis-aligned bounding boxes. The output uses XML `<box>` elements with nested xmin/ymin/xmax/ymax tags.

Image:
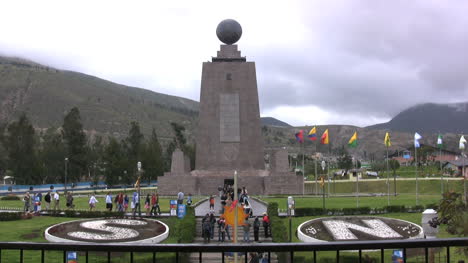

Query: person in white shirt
<box><xmin>89</xmin><ymin>194</ymin><xmax>98</xmax><ymax>211</ymax></box>
<box><xmin>53</xmin><ymin>191</ymin><xmax>60</xmax><ymax>210</ymax></box>
<box><xmin>105</xmin><ymin>192</ymin><xmax>113</xmax><ymax>211</ymax></box>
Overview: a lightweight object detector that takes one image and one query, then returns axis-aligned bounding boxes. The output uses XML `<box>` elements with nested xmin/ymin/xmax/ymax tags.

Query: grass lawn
<box><xmin>261</xmin><ymin>194</ymin><xmax>443</xmax><ymax>211</ymax></box>
<box><xmin>0</xmin><ymin>196</ymin><xmax>200</xmax><ymax>213</ymax></box>
<box><xmin>0</xmin><ymin>215</ymin><xmax>182</xmax><ymax>263</ymax></box>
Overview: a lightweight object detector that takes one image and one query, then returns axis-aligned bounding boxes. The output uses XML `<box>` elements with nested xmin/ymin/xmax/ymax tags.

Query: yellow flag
<box><xmin>384</xmin><ymin>132</ymin><xmax>391</xmax><ymax>147</ymax></box>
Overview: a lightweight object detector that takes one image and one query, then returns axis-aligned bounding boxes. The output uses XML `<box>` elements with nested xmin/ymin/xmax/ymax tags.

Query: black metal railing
<box><xmin>0</xmin><ymin>238</ymin><xmax>466</xmax><ymax>263</ymax></box>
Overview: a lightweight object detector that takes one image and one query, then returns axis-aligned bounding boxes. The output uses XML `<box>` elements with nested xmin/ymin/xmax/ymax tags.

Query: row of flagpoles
<box><xmin>295</xmin><ymin>127</ymin><xmax>467</xmax><ymax>205</ymax></box>
<box><xmin>295</xmin><ymin>127</ymin><xmax>467</xmax><ymax>151</ymax></box>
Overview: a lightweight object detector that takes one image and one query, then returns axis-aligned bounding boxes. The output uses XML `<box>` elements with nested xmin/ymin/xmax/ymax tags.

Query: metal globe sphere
<box><xmin>216</xmin><ymin>19</ymin><xmax>242</xmax><ymax>45</ymax></box>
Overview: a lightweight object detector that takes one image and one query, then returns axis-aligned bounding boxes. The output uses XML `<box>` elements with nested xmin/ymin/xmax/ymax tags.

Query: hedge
<box><xmin>175</xmin><ymin>206</ymin><xmax>196</xmax><ymax>243</ymax></box>
<box><xmin>293</xmin><ymin>204</ymin><xmax>437</xmax><ymax>217</ymax></box>
<box><xmin>1</xmin><ymin>195</ymin><xmax>20</xmax><ymax>201</ymax></box>
<box><xmin>0</xmin><ymin>212</ymin><xmax>24</xmax><ymax>221</ymax></box>
<box><xmin>268</xmin><ymin>202</ymin><xmax>289</xmax><ymax>262</ymax></box>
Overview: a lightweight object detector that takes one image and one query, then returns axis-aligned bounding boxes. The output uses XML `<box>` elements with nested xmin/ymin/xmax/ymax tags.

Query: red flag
<box><xmin>295</xmin><ymin>130</ymin><xmax>304</xmax><ymax>143</ymax></box>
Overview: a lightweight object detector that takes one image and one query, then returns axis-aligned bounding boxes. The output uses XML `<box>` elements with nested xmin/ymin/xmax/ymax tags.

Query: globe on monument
<box><xmin>216</xmin><ymin>19</ymin><xmax>242</xmax><ymax>45</ymax></box>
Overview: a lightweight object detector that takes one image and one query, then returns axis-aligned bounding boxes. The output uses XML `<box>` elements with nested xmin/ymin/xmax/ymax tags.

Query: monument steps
<box><xmin>190</xmin><ymin>217</ymin><xmax>277</xmax><ymax>262</ymax></box>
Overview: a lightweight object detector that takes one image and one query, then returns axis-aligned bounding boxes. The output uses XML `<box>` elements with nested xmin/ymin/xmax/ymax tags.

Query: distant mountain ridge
<box><xmin>367</xmin><ymin>102</ymin><xmax>468</xmax><ymax>134</ymax></box>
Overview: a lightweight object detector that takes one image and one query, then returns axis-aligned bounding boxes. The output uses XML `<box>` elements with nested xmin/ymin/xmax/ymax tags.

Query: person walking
<box><xmin>150</xmin><ymin>193</ymin><xmax>160</xmax><ymax>216</ymax></box>
<box><xmin>89</xmin><ymin>194</ymin><xmax>98</xmax><ymax>210</ymax></box>
<box><xmin>66</xmin><ymin>192</ymin><xmax>74</xmax><ymax>210</ymax></box>
<box><xmin>44</xmin><ymin>191</ymin><xmax>51</xmax><ymax>210</ymax></box>
<box><xmin>123</xmin><ymin>194</ymin><xmax>129</xmax><ymax>212</ymax></box>
<box><xmin>53</xmin><ymin>191</ymin><xmax>60</xmax><ymax>210</ymax></box>
<box><xmin>202</xmin><ymin>213</ymin><xmax>211</xmax><ymax>243</ymax></box>
<box><xmin>186</xmin><ymin>193</ymin><xmax>192</xmax><ymax>206</ymax></box>
<box><xmin>177</xmin><ymin>191</ymin><xmax>184</xmax><ymax>205</ymax></box>
<box><xmin>253</xmin><ymin>217</ymin><xmax>260</xmax><ymax>242</ymax></box>
<box><xmin>23</xmin><ymin>192</ymin><xmax>31</xmax><ymax>212</ymax></box>
<box><xmin>262</xmin><ymin>212</ymin><xmax>270</xmax><ymax>238</ymax></box>
<box><xmin>243</xmin><ymin>217</ymin><xmax>251</xmax><ymax>242</ymax></box>
<box><xmin>144</xmin><ymin>194</ymin><xmax>151</xmax><ymax>215</ymax></box>
<box><xmin>209</xmin><ymin>195</ymin><xmax>215</xmax><ymax>212</ymax></box>
<box><xmin>218</xmin><ymin>216</ymin><xmax>226</xmax><ymax>242</ymax></box>
<box><xmin>117</xmin><ymin>192</ymin><xmax>124</xmax><ymax>212</ymax></box>
<box><xmin>209</xmin><ymin>213</ymin><xmax>216</xmax><ymax>240</ymax></box>
<box><xmin>105</xmin><ymin>192</ymin><xmax>113</xmax><ymax>211</ymax></box>
<box><xmin>132</xmin><ymin>190</ymin><xmax>140</xmax><ymax>218</ymax></box>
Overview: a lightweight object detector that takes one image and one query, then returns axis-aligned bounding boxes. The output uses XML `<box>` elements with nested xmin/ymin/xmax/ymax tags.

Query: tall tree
<box><xmin>4</xmin><ymin>114</ymin><xmax>40</xmax><ymax>184</ymax></box>
<box><xmin>142</xmin><ymin>128</ymin><xmax>164</xmax><ymax>184</ymax></box>
<box><xmin>336</xmin><ymin>146</ymin><xmax>353</xmax><ymax>171</ymax></box>
<box><xmin>38</xmin><ymin>128</ymin><xmax>66</xmax><ymax>184</ymax></box>
<box><xmin>125</xmin><ymin>121</ymin><xmax>144</xmax><ymax>179</ymax></box>
<box><xmin>62</xmin><ymin>107</ymin><xmax>88</xmax><ymax>182</ymax></box>
<box><xmin>103</xmin><ymin>137</ymin><xmax>125</xmax><ymax>187</ymax></box>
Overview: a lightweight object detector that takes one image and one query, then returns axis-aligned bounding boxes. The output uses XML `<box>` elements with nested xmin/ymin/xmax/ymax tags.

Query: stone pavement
<box><xmin>194</xmin><ymin>196</ymin><xmax>267</xmax><ymax>217</ymax></box>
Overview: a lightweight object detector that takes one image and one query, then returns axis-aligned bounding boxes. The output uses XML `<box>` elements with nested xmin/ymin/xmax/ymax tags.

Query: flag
<box><xmin>384</xmin><ymin>132</ymin><xmax>391</xmax><ymax>147</ymax></box>
<box><xmin>308</xmin><ymin>127</ymin><xmax>317</xmax><ymax>141</ymax></box>
<box><xmin>134</xmin><ymin>176</ymin><xmax>141</xmax><ymax>188</ymax></box>
<box><xmin>437</xmin><ymin>134</ymin><xmax>443</xmax><ymax>149</ymax></box>
<box><xmin>295</xmin><ymin>130</ymin><xmax>304</xmax><ymax>143</ymax></box>
<box><xmin>320</xmin><ymin>129</ymin><xmax>329</xmax><ymax>144</ymax></box>
<box><xmin>348</xmin><ymin>132</ymin><xmax>358</xmax><ymax>148</ymax></box>
<box><xmin>414</xmin><ymin>132</ymin><xmax>422</xmax><ymax>148</ymax></box>
<box><xmin>460</xmin><ymin>135</ymin><xmax>467</xmax><ymax>150</ymax></box>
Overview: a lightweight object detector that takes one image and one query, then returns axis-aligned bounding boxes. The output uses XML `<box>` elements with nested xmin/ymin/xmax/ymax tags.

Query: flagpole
<box><xmin>234</xmin><ymin>170</ymin><xmax>238</xmax><ymax>263</ymax></box>
<box><xmin>315</xmin><ymin>141</ymin><xmax>318</xmax><ymax>195</ymax></box>
<box><xmin>356</xmin><ymin>156</ymin><xmax>359</xmax><ymax>208</ymax></box>
<box><xmin>440</xmin><ymin>146</ymin><xmax>443</xmax><ymax>194</ymax></box>
<box><xmin>302</xmin><ymin>141</ymin><xmax>305</xmax><ymax>196</ymax></box>
<box><xmin>386</xmin><ymin>146</ymin><xmax>390</xmax><ymax>206</ymax></box>
<box><xmin>463</xmin><ymin>149</ymin><xmax>466</xmax><ymax>205</ymax></box>
<box><xmin>328</xmin><ymin>139</ymin><xmax>331</xmax><ymax>197</ymax></box>
<box><xmin>415</xmin><ymin>144</ymin><xmax>419</xmax><ymax>205</ymax></box>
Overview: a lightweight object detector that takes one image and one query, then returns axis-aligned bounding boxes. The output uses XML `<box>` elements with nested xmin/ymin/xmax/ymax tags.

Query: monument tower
<box><xmin>157</xmin><ymin>20</ymin><xmax>303</xmax><ymax>195</ymax></box>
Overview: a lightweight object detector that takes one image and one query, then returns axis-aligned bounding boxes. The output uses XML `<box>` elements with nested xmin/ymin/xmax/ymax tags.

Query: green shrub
<box><xmin>0</xmin><ymin>212</ymin><xmax>23</xmax><ymax>221</ymax></box>
<box><xmin>176</xmin><ymin>206</ymin><xmax>196</xmax><ymax>243</ymax></box>
<box><xmin>267</xmin><ymin>202</ymin><xmax>279</xmax><ymax>217</ymax></box>
<box><xmin>384</xmin><ymin>205</ymin><xmax>405</xmax><ymax>213</ymax></box>
<box><xmin>295</xmin><ymin>207</ymin><xmax>325</xmax><ymax>216</ymax></box>
<box><xmin>1</xmin><ymin>195</ymin><xmax>20</xmax><ymax>201</ymax></box>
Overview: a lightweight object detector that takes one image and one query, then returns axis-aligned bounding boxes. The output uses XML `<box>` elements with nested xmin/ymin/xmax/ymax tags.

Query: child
<box><xmin>209</xmin><ymin>195</ymin><xmax>215</xmax><ymax>212</ymax></box>
<box><xmin>89</xmin><ymin>194</ymin><xmax>98</xmax><ymax>211</ymax></box>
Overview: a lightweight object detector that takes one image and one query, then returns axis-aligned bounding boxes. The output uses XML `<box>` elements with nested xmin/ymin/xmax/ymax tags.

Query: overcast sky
<box><xmin>1</xmin><ymin>0</ymin><xmax>468</xmax><ymax>127</ymax></box>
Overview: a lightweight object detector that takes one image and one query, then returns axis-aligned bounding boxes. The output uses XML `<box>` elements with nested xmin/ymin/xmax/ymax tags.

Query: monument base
<box><xmin>157</xmin><ymin>169</ymin><xmax>303</xmax><ymax>196</ymax></box>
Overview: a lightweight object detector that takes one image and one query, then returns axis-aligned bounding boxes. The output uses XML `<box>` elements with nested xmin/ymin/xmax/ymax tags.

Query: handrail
<box><xmin>0</xmin><ymin>238</ymin><xmax>466</xmax><ymax>253</ymax></box>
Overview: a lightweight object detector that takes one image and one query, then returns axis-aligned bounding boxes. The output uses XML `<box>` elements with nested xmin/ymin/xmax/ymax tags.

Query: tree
<box><xmin>38</xmin><ymin>128</ymin><xmax>66</xmax><ymax>184</ymax></box>
<box><xmin>4</xmin><ymin>114</ymin><xmax>40</xmax><ymax>184</ymax></box>
<box><xmin>142</xmin><ymin>128</ymin><xmax>164</xmax><ymax>184</ymax></box>
<box><xmin>88</xmin><ymin>135</ymin><xmax>105</xmax><ymax>186</ymax></box>
<box><xmin>165</xmin><ymin>122</ymin><xmax>195</xmax><ymax>170</ymax></box>
<box><xmin>62</xmin><ymin>107</ymin><xmax>88</xmax><ymax>182</ymax></box>
<box><xmin>336</xmin><ymin>147</ymin><xmax>353</xmax><ymax>171</ymax></box>
<box><xmin>124</xmin><ymin>121</ymin><xmax>145</xmax><ymax>180</ymax></box>
<box><xmin>103</xmin><ymin>137</ymin><xmax>125</xmax><ymax>187</ymax></box>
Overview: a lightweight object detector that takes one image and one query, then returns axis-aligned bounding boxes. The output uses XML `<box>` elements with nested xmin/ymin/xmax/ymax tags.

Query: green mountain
<box><xmin>0</xmin><ymin>56</ymin><xmax>199</xmax><ymax>141</ymax></box>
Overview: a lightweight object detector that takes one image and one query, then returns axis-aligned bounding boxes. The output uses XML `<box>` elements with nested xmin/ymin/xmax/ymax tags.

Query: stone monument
<box><xmin>158</xmin><ymin>19</ymin><xmax>303</xmax><ymax>195</ymax></box>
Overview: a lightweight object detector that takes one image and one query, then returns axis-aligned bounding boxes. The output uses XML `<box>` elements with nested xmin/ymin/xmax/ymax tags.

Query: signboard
<box><xmin>177</xmin><ymin>204</ymin><xmax>186</xmax><ymax>218</ymax></box>
<box><xmin>392</xmin><ymin>250</ymin><xmax>403</xmax><ymax>263</ymax></box>
<box><xmin>170</xmin><ymin>200</ymin><xmax>177</xmax><ymax>216</ymax></box>
<box><xmin>67</xmin><ymin>251</ymin><xmax>77</xmax><ymax>263</ymax></box>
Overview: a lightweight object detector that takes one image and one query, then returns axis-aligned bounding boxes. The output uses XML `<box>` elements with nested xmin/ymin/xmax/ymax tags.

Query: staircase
<box><xmin>189</xmin><ymin>217</ymin><xmax>278</xmax><ymax>263</ymax></box>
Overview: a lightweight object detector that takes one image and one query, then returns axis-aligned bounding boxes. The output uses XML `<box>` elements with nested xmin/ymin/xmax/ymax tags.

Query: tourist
<box><xmin>123</xmin><ymin>194</ymin><xmax>129</xmax><ymax>212</ymax></box>
<box><xmin>53</xmin><ymin>191</ymin><xmax>60</xmax><ymax>210</ymax></box>
<box><xmin>117</xmin><ymin>192</ymin><xmax>124</xmax><ymax>212</ymax></box>
<box><xmin>209</xmin><ymin>213</ymin><xmax>216</xmax><ymax>239</ymax></box>
<box><xmin>202</xmin><ymin>213</ymin><xmax>211</xmax><ymax>243</ymax></box>
<box><xmin>218</xmin><ymin>186</ymin><xmax>223</xmax><ymax>197</ymax></box>
<box><xmin>262</xmin><ymin>212</ymin><xmax>270</xmax><ymax>238</ymax></box>
<box><xmin>132</xmin><ymin>190</ymin><xmax>140</xmax><ymax>217</ymax></box>
<box><xmin>244</xmin><ymin>199</ymin><xmax>252</xmax><ymax>218</ymax></box>
<box><xmin>248</xmin><ymin>252</ymin><xmax>259</xmax><ymax>263</ymax></box>
<box><xmin>23</xmin><ymin>192</ymin><xmax>31</xmax><ymax>212</ymax></box>
<box><xmin>36</xmin><ymin>192</ymin><xmax>42</xmax><ymax>212</ymax></box>
<box><xmin>66</xmin><ymin>192</ymin><xmax>74</xmax><ymax>209</ymax></box>
<box><xmin>89</xmin><ymin>194</ymin><xmax>98</xmax><ymax>210</ymax></box>
<box><xmin>209</xmin><ymin>195</ymin><xmax>215</xmax><ymax>212</ymax></box>
<box><xmin>243</xmin><ymin>217</ymin><xmax>251</xmax><ymax>242</ymax></box>
<box><xmin>253</xmin><ymin>217</ymin><xmax>260</xmax><ymax>242</ymax></box>
<box><xmin>220</xmin><ymin>192</ymin><xmax>227</xmax><ymax>214</ymax></box>
<box><xmin>177</xmin><ymin>191</ymin><xmax>184</xmax><ymax>205</ymax></box>
<box><xmin>150</xmin><ymin>193</ymin><xmax>160</xmax><ymax>216</ymax></box>
<box><xmin>260</xmin><ymin>253</ymin><xmax>268</xmax><ymax>263</ymax></box>
<box><xmin>218</xmin><ymin>216</ymin><xmax>226</xmax><ymax>242</ymax></box>
<box><xmin>144</xmin><ymin>194</ymin><xmax>151</xmax><ymax>215</ymax></box>
<box><xmin>105</xmin><ymin>192</ymin><xmax>113</xmax><ymax>211</ymax></box>
<box><xmin>225</xmin><ymin>222</ymin><xmax>231</xmax><ymax>241</ymax></box>
<box><xmin>186</xmin><ymin>193</ymin><xmax>192</xmax><ymax>206</ymax></box>
<box><xmin>44</xmin><ymin>191</ymin><xmax>51</xmax><ymax>210</ymax></box>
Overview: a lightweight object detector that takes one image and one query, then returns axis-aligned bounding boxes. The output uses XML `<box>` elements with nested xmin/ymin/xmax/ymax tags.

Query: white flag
<box><xmin>414</xmin><ymin>132</ymin><xmax>422</xmax><ymax>148</ymax></box>
<box><xmin>460</xmin><ymin>135</ymin><xmax>467</xmax><ymax>150</ymax></box>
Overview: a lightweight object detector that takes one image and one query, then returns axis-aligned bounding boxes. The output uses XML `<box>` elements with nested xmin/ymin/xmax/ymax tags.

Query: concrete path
<box><xmin>195</xmin><ymin>196</ymin><xmax>267</xmax><ymax>217</ymax></box>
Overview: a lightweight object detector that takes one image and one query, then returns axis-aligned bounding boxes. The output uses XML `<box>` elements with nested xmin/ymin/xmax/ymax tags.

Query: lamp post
<box><xmin>137</xmin><ymin>161</ymin><xmax>142</xmax><ymax>218</ymax></box>
<box><xmin>64</xmin><ymin>158</ymin><xmax>68</xmax><ymax>194</ymax></box>
<box><xmin>321</xmin><ymin>161</ymin><xmax>326</xmax><ymax>210</ymax></box>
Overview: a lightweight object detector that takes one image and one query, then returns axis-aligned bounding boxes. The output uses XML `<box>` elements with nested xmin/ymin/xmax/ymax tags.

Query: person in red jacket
<box><xmin>262</xmin><ymin>212</ymin><xmax>270</xmax><ymax>238</ymax></box>
<box><xmin>209</xmin><ymin>195</ymin><xmax>215</xmax><ymax>212</ymax></box>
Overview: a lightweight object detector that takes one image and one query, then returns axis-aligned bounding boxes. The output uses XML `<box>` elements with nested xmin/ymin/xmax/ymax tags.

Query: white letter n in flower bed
<box><xmin>322</xmin><ymin>219</ymin><xmax>402</xmax><ymax>240</ymax></box>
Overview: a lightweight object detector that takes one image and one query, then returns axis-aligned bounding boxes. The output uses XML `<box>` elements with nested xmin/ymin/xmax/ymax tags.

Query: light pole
<box><xmin>137</xmin><ymin>161</ymin><xmax>142</xmax><ymax>218</ymax></box>
<box><xmin>64</xmin><ymin>158</ymin><xmax>68</xmax><ymax>194</ymax></box>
